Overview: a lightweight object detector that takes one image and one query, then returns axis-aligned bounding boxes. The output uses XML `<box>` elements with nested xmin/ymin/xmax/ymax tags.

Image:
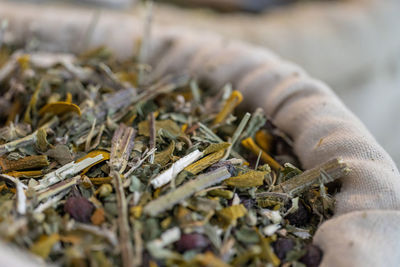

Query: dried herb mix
<box><xmin>0</xmin><ymin>45</ymin><xmax>350</xmax><ymax>267</ymax></box>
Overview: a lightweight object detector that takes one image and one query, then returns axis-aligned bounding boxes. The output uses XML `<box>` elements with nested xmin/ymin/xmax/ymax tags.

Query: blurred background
<box><xmin>2</xmin><ymin>0</ymin><xmax>400</xmax><ymax>165</ymax></box>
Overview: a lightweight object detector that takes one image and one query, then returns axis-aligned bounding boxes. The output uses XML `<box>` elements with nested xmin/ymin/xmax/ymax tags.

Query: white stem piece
<box><xmin>16</xmin><ymin>181</ymin><xmax>27</xmax><ymax>215</ymax></box>
<box><xmin>34</xmin><ymin>154</ymin><xmax>104</xmax><ymax>191</ymax></box>
<box><xmin>150</xmin><ymin>149</ymin><xmax>203</xmax><ymax>188</ymax></box>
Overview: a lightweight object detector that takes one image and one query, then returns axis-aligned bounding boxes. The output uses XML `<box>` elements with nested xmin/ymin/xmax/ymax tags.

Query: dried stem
<box><xmin>111</xmin><ymin>169</ymin><xmax>134</xmax><ymax>267</ymax></box>
<box><xmin>273</xmin><ymin>158</ymin><xmax>351</xmax><ymax>196</ymax></box>
<box><xmin>110</xmin><ymin>124</ymin><xmax>136</xmax><ymax>267</ymax></box>
<box><xmin>0</xmin><ymin>155</ymin><xmax>49</xmax><ymax>172</ymax></box>
<box><xmin>144</xmin><ymin>167</ymin><xmax>231</xmax><ymax>216</ymax></box>
<box><xmin>148</xmin><ymin>112</ymin><xmax>156</xmax><ymax>164</ymax></box>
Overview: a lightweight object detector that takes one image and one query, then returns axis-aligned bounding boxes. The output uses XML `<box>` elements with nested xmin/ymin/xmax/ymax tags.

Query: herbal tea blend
<box><xmin>0</xmin><ymin>46</ymin><xmax>349</xmax><ymax>267</ymax></box>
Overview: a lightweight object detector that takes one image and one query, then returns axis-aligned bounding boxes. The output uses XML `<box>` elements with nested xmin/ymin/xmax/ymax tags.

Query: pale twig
<box><xmin>150</xmin><ymin>149</ymin><xmax>203</xmax><ymax>189</ymax></box>
<box><xmin>37</xmin><ymin>176</ymin><xmax>79</xmax><ymax>202</ymax></box>
<box><xmin>34</xmin><ymin>190</ymin><xmax>70</xmax><ymax>213</ymax></box>
<box><xmin>222</xmin><ymin>112</ymin><xmax>251</xmax><ymax>160</ymax></box>
<box><xmin>148</xmin><ymin>112</ymin><xmax>156</xmax><ymax>164</ymax></box>
<box><xmin>273</xmin><ymin>158</ymin><xmax>350</xmax><ymax>197</ymax></box>
<box><xmin>144</xmin><ymin>167</ymin><xmax>231</xmax><ymax>216</ymax></box>
<box><xmin>85</xmin><ymin>118</ymin><xmax>96</xmax><ymax>152</ymax></box>
<box><xmin>110</xmin><ymin>124</ymin><xmax>136</xmax><ymax>267</ymax></box>
<box><xmin>33</xmin><ymin>154</ymin><xmax>104</xmax><ymax>191</ymax></box>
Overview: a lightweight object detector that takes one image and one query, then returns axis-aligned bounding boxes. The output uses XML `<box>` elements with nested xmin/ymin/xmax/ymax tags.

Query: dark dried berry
<box><xmin>300</xmin><ymin>244</ymin><xmax>323</xmax><ymax>267</ymax></box>
<box><xmin>175</xmin><ymin>233</ymin><xmax>209</xmax><ymax>253</ymax></box>
<box><xmin>285</xmin><ymin>201</ymin><xmax>310</xmax><ymax>227</ymax></box>
<box><xmin>64</xmin><ymin>196</ymin><xmax>94</xmax><ymax>223</ymax></box>
<box><xmin>273</xmin><ymin>238</ymin><xmax>295</xmax><ymax>261</ymax></box>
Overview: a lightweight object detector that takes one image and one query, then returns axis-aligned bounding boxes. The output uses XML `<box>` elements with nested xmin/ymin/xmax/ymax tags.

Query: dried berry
<box><xmin>300</xmin><ymin>244</ymin><xmax>323</xmax><ymax>267</ymax></box>
<box><xmin>285</xmin><ymin>201</ymin><xmax>310</xmax><ymax>227</ymax></box>
<box><xmin>175</xmin><ymin>233</ymin><xmax>210</xmax><ymax>252</ymax></box>
<box><xmin>273</xmin><ymin>238</ymin><xmax>295</xmax><ymax>261</ymax></box>
<box><xmin>64</xmin><ymin>196</ymin><xmax>94</xmax><ymax>223</ymax></box>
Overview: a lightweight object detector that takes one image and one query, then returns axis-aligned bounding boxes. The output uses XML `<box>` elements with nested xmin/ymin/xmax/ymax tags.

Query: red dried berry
<box><xmin>175</xmin><ymin>233</ymin><xmax>210</xmax><ymax>253</ymax></box>
<box><xmin>64</xmin><ymin>196</ymin><xmax>94</xmax><ymax>223</ymax></box>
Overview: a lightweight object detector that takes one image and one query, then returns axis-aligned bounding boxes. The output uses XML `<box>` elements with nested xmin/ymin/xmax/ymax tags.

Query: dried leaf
<box><xmin>138</xmin><ymin>119</ymin><xmax>182</xmax><ymax>137</ymax></box>
<box><xmin>217</xmin><ymin>204</ymin><xmax>247</xmax><ymax>225</ymax></box>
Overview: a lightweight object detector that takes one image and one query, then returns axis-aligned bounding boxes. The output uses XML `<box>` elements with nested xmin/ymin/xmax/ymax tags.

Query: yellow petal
<box><xmin>76</xmin><ymin>150</ymin><xmax>110</xmax><ymax>175</ymax></box>
<box><xmin>39</xmin><ymin>101</ymin><xmax>81</xmax><ymax>116</ymax></box>
<box><xmin>30</xmin><ymin>234</ymin><xmax>59</xmax><ymax>259</ymax></box>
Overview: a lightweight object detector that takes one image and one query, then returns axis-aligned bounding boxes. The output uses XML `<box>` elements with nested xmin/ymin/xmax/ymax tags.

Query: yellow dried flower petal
<box><xmin>30</xmin><ymin>234</ymin><xmax>60</xmax><ymax>259</ymax></box>
<box><xmin>213</xmin><ymin>90</ymin><xmax>243</xmax><ymax>125</ymax></box>
<box><xmin>76</xmin><ymin>150</ymin><xmax>110</xmax><ymax>175</ymax></box>
<box><xmin>193</xmin><ymin>251</ymin><xmax>231</xmax><ymax>267</ymax></box>
<box><xmin>224</xmin><ymin>170</ymin><xmax>267</xmax><ymax>188</ymax></box>
<box><xmin>65</xmin><ymin>92</ymin><xmax>73</xmax><ymax>103</ymax></box>
<box><xmin>241</xmin><ymin>137</ymin><xmax>282</xmax><ymax>171</ymax></box>
<box><xmin>39</xmin><ymin>101</ymin><xmax>81</xmax><ymax>116</ymax></box>
<box><xmin>5</xmin><ymin>170</ymin><xmax>43</xmax><ymax>178</ymax></box>
<box><xmin>255</xmin><ymin>129</ymin><xmax>273</xmax><ymax>153</ymax></box>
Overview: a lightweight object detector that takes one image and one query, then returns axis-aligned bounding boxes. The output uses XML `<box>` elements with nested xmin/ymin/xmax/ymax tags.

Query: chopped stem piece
<box><xmin>37</xmin><ymin>176</ymin><xmax>79</xmax><ymax>202</ymax></box>
<box><xmin>273</xmin><ymin>158</ymin><xmax>350</xmax><ymax>196</ymax></box>
<box><xmin>0</xmin><ymin>155</ymin><xmax>49</xmax><ymax>172</ymax></box>
<box><xmin>144</xmin><ymin>167</ymin><xmax>231</xmax><ymax>216</ymax></box>
<box><xmin>150</xmin><ymin>149</ymin><xmax>203</xmax><ymax>189</ymax></box>
<box><xmin>33</xmin><ymin>154</ymin><xmax>104</xmax><ymax>191</ymax></box>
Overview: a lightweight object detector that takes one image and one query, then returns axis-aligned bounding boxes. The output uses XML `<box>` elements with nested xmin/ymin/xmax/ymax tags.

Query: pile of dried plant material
<box><xmin>0</xmin><ymin>45</ymin><xmax>350</xmax><ymax>267</ymax></box>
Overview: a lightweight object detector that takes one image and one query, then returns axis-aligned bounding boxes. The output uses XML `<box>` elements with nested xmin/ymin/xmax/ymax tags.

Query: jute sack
<box><xmin>1</xmin><ymin>2</ymin><xmax>400</xmax><ymax>266</ymax></box>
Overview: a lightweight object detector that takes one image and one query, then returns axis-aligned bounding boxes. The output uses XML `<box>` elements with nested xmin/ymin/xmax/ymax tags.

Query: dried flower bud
<box><xmin>64</xmin><ymin>196</ymin><xmax>94</xmax><ymax>223</ymax></box>
<box><xmin>97</xmin><ymin>184</ymin><xmax>113</xmax><ymax>198</ymax></box>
